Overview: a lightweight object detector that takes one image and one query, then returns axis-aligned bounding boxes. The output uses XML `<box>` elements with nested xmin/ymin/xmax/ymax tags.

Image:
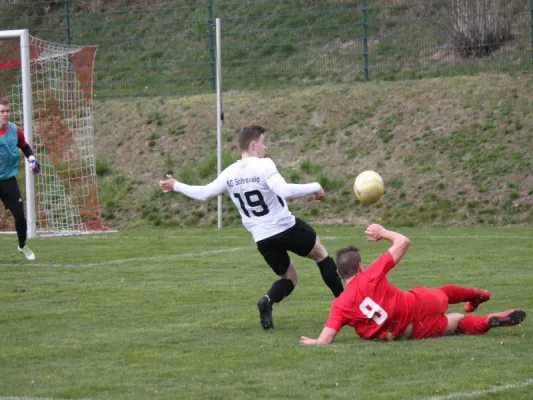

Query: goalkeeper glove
<box><xmin>28</xmin><ymin>156</ymin><xmax>40</xmax><ymax>175</ymax></box>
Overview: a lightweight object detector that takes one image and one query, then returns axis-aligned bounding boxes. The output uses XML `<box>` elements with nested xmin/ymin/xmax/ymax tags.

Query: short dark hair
<box><xmin>336</xmin><ymin>246</ymin><xmax>361</xmax><ymax>280</ymax></box>
<box><xmin>0</xmin><ymin>98</ymin><xmax>9</xmax><ymax>107</ymax></box>
<box><xmin>238</xmin><ymin>124</ymin><xmax>265</xmax><ymax>151</ymax></box>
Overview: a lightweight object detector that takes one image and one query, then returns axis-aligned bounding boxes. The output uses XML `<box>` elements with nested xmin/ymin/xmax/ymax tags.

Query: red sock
<box><xmin>457</xmin><ymin>315</ymin><xmax>490</xmax><ymax>335</ymax></box>
<box><xmin>438</xmin><ymin>285</ymin><xmax>480</xmax><ymax>304</ymax></box>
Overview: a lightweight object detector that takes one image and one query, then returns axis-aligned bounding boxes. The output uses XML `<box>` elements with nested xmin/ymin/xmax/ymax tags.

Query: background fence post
<box><xmin>207</xmin><ymin>0</ymin><xmax>216</xmax><ymax>91</ymax></box>
<box><xmin>65</xmin><ymin>0</ymin><xmax>71</xmax><ymax>45</ymax></box>
<box><xmin>362</xmin><ymin>0</ymin><xmax>369</xmax><ymax>81</ymax></box>
<box><xmin>530</xmin><ymin>0</ymin><xmax>533</xmax><ymax>70</ymax></box>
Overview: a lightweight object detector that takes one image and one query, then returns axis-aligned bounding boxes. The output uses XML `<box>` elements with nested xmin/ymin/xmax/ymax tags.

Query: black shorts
<box><xmin>0</xmin><ymin>176</ymin><xmax>23</xmax><ymax>209</ymax></box>
<box><xmin>256</xmin><ymin>218</ymin><xmax>317</xmax><ymax>276</ymax></box>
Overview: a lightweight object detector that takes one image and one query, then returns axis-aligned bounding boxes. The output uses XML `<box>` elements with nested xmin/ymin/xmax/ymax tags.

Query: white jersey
<box><xmin>220</xmin><ymin>157</ymin><xmax>295</xmax><ymax>241</ymax></box>
<box><xmin>173</xmin><ymin>157</ymin><xmax>321</xmax><ymax>242</ymax></box>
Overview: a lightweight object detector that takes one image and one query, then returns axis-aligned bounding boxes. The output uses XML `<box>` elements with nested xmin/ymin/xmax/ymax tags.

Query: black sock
<box><xmin>317</xmin><ymin>256</ymin><xmax>344</xmax><ymax>297</ymax></box>
<box><xmin>11</xmin><ymin>204</ymin><xmax>27</xmax><ymax>248</ymax></box>
<box><xmin>266</xmin><ymin>278</ymin><xmax>295</xmax><ymax>304</ymax></box>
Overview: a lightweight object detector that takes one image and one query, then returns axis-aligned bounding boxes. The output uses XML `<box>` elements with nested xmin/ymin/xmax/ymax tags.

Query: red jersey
<box><xmin>0</xmin><ymin>125</ymin><xmax>28</xmax><ymax>149</ymax></box>
<box><xmin>325</xmin><ymin>251</ymin><xmax>416</xmax><ymax>340</ymax></box>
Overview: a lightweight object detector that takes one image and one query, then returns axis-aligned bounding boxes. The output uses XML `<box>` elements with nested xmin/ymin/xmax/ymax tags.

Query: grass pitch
<box><xmin>1</xmin><ymin>226</ymin><xmax>532</xmax><ymax>400</ymax></box>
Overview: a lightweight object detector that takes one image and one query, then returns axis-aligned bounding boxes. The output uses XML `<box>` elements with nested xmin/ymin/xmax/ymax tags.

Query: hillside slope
<box><xmin>93</xmin><ymin>74</ymin><xmax>533</xmax><ymax>228</ymax></box>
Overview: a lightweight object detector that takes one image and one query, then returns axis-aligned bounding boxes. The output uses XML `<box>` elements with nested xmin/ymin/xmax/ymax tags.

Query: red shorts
<box><xmin>408</xmin><ymin>287</ymin><xmax>449</xmax><ymax>339</ymax></box>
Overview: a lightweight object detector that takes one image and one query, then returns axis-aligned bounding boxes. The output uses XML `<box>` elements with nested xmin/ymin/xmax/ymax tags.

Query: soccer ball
<box><xmin>354</xmin><ymin>171</ymin><xmax>384</xmax><ymax>205</ymax></box>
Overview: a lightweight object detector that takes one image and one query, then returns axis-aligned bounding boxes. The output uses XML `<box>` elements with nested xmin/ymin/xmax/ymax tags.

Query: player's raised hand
<box><xmin>159</xmin><ymin>174</ymin><xmax>177</xmax><ymax>193</ymax></box>
<box><xmin>314</xmin><ymin>187</ymin><xmax>325</xmax><ymax>201</ymax></box>
<box><xmin>365</xmin><ymin>223</ymin><xmax>385</xmax><ymax>242</ymax></box>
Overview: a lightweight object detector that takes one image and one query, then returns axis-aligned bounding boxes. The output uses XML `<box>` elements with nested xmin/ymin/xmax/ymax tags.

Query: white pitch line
<box><xmin>425</xmin><ymin>378</ymin><xmax>533</xmax><ymax>400</ymax></box>
<box><xmin>0</xmin><ymin>397</ymin><xmax>89</xmax><ymax>400</ymax></box>
<box><xmin>1</xmin><ymin>233</ymin><xmax>531</xmax><ymax>268</ymax></box>
<box><xmin>0</xmin><ymin>246</ymin><xmax>253</xmax><ymax>268</ymax></box>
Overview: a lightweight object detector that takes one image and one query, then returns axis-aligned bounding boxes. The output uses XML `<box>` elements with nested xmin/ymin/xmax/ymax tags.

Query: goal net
<box><xmin>0</xmin><ymin>30</ymin><xmax>105</xmax><ymax>236</ymax></box>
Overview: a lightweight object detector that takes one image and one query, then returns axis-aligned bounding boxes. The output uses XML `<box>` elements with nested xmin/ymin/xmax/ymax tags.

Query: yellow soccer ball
<box><xmin>354</xmin><ymin>170</ymin><xmax>384</xmax><ymax>205</ymax></box>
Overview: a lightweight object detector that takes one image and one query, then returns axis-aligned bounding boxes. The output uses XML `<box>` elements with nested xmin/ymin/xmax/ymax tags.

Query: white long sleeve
<box><xmin>268</xmin><ymin>172</ymin><xmax>321</xmax><ymax>200</ymax></box>
<box><xmin>173</xmin><ymin>179</ymin><xmax>226</xmax><ymax>201</ymax></box>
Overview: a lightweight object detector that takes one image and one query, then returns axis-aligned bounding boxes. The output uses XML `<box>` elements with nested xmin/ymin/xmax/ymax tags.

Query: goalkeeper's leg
<box><xmin>11</xmin><ymin>202</ymin><xmax>35</xmax><ymax>260</ymax></box>
<box><xmin>10</xmin><ymin>201</ymin><xmax>27</xmax><ymax>248</ymax></box>
<box><xmin>1</xmin><ymin>177</ymin><xmax>27</xmax><ymax>248</ymax></box>
<box><xmin>1</xmin><ymin>177</ymin><xmax>35</xmax><ymax>260</ymax></box>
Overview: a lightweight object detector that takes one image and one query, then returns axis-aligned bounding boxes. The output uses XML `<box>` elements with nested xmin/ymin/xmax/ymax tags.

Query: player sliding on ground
<box><xmin>300</xmin><ymin>223</ymin><xmax>526</xmax><ymax>344</ymax></box>
<box><xmin>159</xmin><ymin>124</ymin><xmax>343</xmax><ymax>330</ymax></box>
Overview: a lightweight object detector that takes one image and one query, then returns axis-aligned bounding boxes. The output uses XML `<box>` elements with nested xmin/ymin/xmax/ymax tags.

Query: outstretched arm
<box><xmin>300</xmin><ymin>327</ymin><xmax>338</xmax><ymax>345</ymax></box>
<box><xmin>272</xmin><ymin>180</ymin><xmax>324</xmax><ymax>200</ymax></box>
<box><xmin>268</xmin><ymin>172</ymin><xmax>324</xmax><ymax>200</ymax></box>
<box><xmin>262</xmin><ymin>157</ymin><xmax>324</xmax><ymax>200</ymax></box>
<box><xmin>365</xmin><ymin>224</ymin><xmax>410</xmax><ymax>264</ymax></box>
<box><xmin>159</xmin><ymin>174</ymin><xmax>225</xmax><ymax>201</ymax></box>
<box><xmin>17</xmin><ymin>128</ymin><xmax>40</xmax><ymax>175</ymax></box>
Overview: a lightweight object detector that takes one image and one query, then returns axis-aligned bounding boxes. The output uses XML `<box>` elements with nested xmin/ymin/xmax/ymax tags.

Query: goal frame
<box><xmin>0</xmin><ymin>29</ymin><xmax>36</xmax><ymax>238</ymax></box>
<box><xmin>1</xmin><ymin>29</ymin><xmax>106</xmax><ymax>237</ymax></box>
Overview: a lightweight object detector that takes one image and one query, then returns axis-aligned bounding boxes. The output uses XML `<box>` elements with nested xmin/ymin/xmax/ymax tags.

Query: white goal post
<box><xmin>0</xmin><ymin>30</ymin><xmax>35</xmax><ymax>237</ymax></box>
<box><xmin>215</xmin><ymin>18</ymin><xmax>223</xmax><ymax>229</ymax></box>
<box><xmin>0</xmin><ymin>29</ymin><xmax>105</xmax><ymax>237</ymax></box>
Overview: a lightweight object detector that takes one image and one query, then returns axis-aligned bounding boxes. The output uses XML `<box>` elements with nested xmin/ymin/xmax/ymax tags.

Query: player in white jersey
<box><xmin>159</xmin><ymin>125</ymin><xmax>343</xmax><ymax>330</ymax></box>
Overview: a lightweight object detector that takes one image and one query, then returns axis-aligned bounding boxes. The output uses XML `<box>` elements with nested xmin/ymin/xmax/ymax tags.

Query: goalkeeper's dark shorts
<box><xmin>256</xmin><ymin>218</ymin><xmax>317</xmax><ymax>276</ymax></box>
<box><xmin>0</xmin><ymin>176</ymin><xmax>23</xmax><ymax>209</ymax></box>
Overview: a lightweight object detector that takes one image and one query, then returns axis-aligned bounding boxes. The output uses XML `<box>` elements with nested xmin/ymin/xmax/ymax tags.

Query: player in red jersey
<box><xmin>300</xmin><ymin>223</ymin><xmax>526</xmax><ymax>344</ymax></box>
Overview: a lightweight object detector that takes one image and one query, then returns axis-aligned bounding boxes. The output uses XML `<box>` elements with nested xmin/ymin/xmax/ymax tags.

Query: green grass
<box><xmin>1</xmin><ymin>226</ymin><xmax>532</xmax><ymax>399</ymax></box>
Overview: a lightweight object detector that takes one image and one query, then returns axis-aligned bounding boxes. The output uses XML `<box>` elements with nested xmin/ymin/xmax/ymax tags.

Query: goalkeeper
<box><xmin>300</xmin><ymin>223</ymin><xmax>526</xmax><ymax>344</ymax></box>
<box><xmin>0</xmin><ymin>98</ymin><xmax>40</xmax><ymax>261</ymax></box>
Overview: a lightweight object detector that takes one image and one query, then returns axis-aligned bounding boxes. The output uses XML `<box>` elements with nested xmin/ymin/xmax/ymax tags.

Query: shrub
<box><xmin>440</xmin><ymin>0</ymin><xmax>514</xmax><ymax>58</ymax></box>
<box><xmin>95</xmin><ymin>156</ymin><xmax>110</xmax><ymax>176</ymax></box>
